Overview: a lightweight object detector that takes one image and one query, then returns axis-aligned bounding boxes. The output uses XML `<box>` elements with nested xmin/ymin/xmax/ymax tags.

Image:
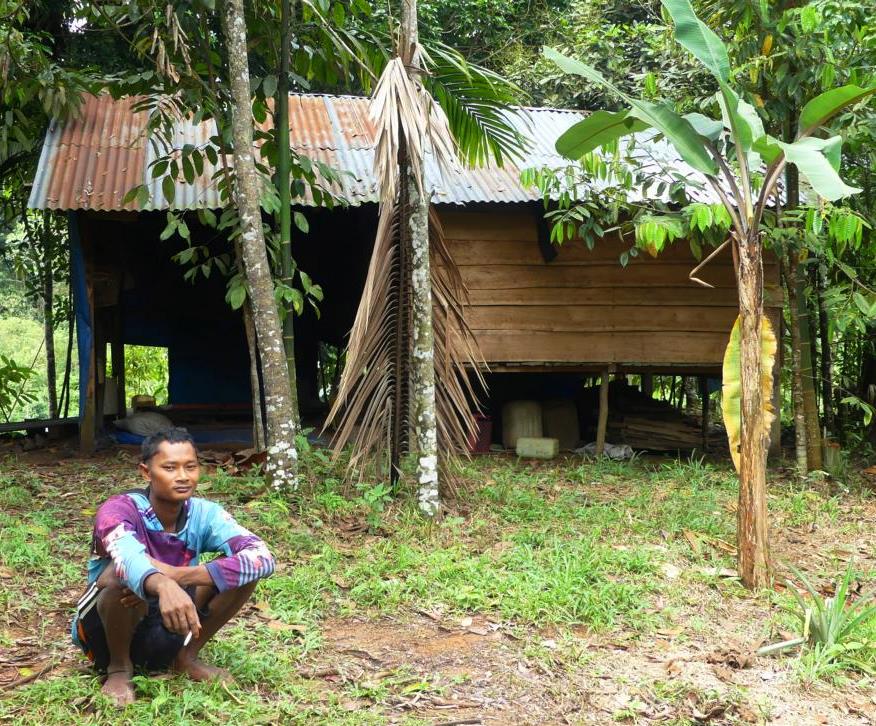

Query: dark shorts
<box><xmin>74</xmin><ymin>582</ymin><xmax>188</xmax><ymax>672</ymax></box>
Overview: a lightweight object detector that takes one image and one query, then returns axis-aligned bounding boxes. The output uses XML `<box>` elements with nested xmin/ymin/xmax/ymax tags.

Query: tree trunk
<box><xmin>222</xmin><ymin>0</ymin><xmax>298</xmax><ymax>491</ymax></box>
<box><xmin>816</xmin><ymin>260</ymin><xmax>835</xmax><ymax>436</ymax></box>
<box><xmin>243</xmin><ymin>300</ymin><xmax>266</xmax><ymax>451</ymax></box>
<box><xmin>683</xmin><ymin>376</ymin><xmax>698</xmax><ymax>417</ymax></box>
<box><xmin>42</xmin><ymin>258</ymin><xmax>58</xmax><ymax>419</ymax></box>
<box><xmin>784</xmin><ymin>162</ymin><xmax>822</xmax><ymax>470</ymax></box>
<box><xmin>60</xmin><ymin>287</ymin><xmax>74</xmax><ymax>417</ymax></box>
<box><xmin>736</xmin><ymin>232</ymin><xmax>771</xmax><ymax>589</ymax></box>
<box><xmin>796</xmin><ymin>270</ymin><xmax>822</xmax><ymax>469</ymax></box>
<box><xmin>408</xmin><ymin>170</ymin><xmax>439</xmax><ymax>515</ymax></box>
<box><xmin>276</xmin><ymin>0</ymin><xmax>301</xmax><ymax>430</ymax></box>
<box><xmin>401</xmin><ymin>0</ymin><xmax>440</xmax><ymax>516</ymax></box>
<box><xmin>783</xmin><ymin>252</ymin><xmax>808</xmax><ymax>475</ymax></box>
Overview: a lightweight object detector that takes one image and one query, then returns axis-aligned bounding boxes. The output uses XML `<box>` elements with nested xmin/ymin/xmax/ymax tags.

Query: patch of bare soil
<box><xmin>296</xmin><ymin>606</ymin><xmax>876</xmax><ymax>725</ymax></box>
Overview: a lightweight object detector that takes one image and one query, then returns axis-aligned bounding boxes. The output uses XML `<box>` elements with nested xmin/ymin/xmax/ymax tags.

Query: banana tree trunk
<box><xmin>736</xmin><ymin>231</ymin><xmax>771</xmax><ymax>589</ymax></box>
<box><xmin>783</xmin><ymin>252</ymin><xmax>808</xmax><ymax>475</ymax></box>
<box><xmin>222</xmin><ymin>0</ymin><xmax>298</xmax><ymax>491</ymax></box>
<box><xmin>401</xmin><ymin>0</ymin><xmax>441</xmax><ymax>516</ymax></box>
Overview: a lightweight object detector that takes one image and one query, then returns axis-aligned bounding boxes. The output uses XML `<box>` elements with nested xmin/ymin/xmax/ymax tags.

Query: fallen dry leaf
<box><xmin>706</xmin><ymin>647</ymin><xmax>755</xmax><ymax>669</ymax></box>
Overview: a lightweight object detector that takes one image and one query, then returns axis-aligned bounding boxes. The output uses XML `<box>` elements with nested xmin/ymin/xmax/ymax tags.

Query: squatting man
<box><xmin>71</xmin><ymin>427</ymin><xmax>275</xmax><ymax>706</ymax></box>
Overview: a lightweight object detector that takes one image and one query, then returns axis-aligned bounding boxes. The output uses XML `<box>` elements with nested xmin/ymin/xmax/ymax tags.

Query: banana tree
<box><xmin>544</xmin><ymin>0</ymin><xmax>874</xmax><ymax>587</ymax></box>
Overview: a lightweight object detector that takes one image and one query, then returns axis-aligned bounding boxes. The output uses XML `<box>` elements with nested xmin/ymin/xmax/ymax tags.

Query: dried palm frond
<box><xmin>429</xmin><ymin>206</ymin><xmax>485</xmax><ymax>461</ymax></box>
<box><xmin>323</xmin><ymin>198</ymin><xmax>485</xmax><ymax>482</ymax></box>
<box><xmin>324</xmin><ymin>200</ymin><xmax>407</xmax><ymax>476</ymax></box>
<box><xmin>370</xmin><ymin>54</ymin><xmax>457</xmax><ymax>207</ymax></box>
<box><xmin>325</xmin><ymin>28</ymin><xmax>487</xmax><ymax>489</ymax></box>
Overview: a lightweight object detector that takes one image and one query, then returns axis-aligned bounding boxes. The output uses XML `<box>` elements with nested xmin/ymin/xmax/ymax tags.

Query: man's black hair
<box><xmin>141</xmin><ymin>427</ymin><xmax>198</xmax><ymax>463</ymax></box>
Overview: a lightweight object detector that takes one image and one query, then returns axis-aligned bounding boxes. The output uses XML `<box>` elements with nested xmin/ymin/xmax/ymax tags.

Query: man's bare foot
<box><xmin>102</xmin><ymin>670</ymin><xmax>135</xmax><ymax>707</ymax></box>
<box><xmin>172</xmin><ymin>655</ymin><xmax>231</xmax><ymax>683</ymax></box>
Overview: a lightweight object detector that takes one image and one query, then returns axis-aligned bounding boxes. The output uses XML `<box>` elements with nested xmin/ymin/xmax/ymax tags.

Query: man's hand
<box><xmin>119</xmin><ymin>587</ymin><xmax>144</xmax><ymax>608</ymax></box>
<box><xmin>154</xmin><ymin>578</ymin><xmax>201</xmax><ymax>639</ymax></box>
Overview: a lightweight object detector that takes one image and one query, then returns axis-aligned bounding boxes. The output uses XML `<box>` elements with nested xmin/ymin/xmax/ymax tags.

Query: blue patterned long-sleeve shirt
<box><xmin>72</xmin><ymin>488</ymin><xmax>274</xmax><ymax>645</ymax></box>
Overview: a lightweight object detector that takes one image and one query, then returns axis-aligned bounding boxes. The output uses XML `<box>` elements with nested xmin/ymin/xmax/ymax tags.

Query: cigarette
<box><xmin>184</xmin><ymin>631</ymin><xmax>193</xmax><ymax>646</ymax></box>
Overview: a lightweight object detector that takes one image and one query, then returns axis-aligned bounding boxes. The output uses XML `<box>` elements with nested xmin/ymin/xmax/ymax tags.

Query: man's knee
<box><xmin>95</xmin><ymin>566</ymin><xmax>146</xmax><ymax>618</ymax></box>
<box><xmin>96</xmin><ymin>563</ymin><xmax>123</xmax><ymax>591</ymax></box>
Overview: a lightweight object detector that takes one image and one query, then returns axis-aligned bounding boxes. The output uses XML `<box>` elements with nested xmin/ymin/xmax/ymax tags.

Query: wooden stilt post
<box><xmin>113</xmin><ymin>270</ymin><xmax>126</xmax><ymax>417</ymax></box>
<box><xmin>111</xmin><ymin>325</ymin><xmax>125</xmax><ymax>417</ymax></box>
<box><xmin>641</xmin><ymin>373</ymin><xmax>653</xmax><ymax>398</ymax></box>
<box><xmin>699</xmin><ymin>376</ymin><xmax>709</xmax><ymax>453</ymax></box>
<box><xmin>595</xmin><ymin>366</ymin><xmax>612</xmax><ymax>456</ymax></box>
<box><xmin>94</xmin><ymin>313</ymin><xmax>107</xmax><ymax>430</ymax></box>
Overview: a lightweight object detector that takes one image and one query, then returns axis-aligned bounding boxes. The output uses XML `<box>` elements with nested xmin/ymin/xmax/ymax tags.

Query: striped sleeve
<box><xmin>93</xmin><ymin>496</ymin><xmax>160</xmax><ymax>600</ymax></box>
<box><xmin>199</xmin><ymin>501</ymin><xmax>275</xmax><ymax>592</ymax></box>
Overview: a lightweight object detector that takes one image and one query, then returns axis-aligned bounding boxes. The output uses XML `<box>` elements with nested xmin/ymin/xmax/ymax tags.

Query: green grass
<box><xmin>1</xmin><ymin>450</ymin><xmax>874</xmax><ymax>723</ymax></box>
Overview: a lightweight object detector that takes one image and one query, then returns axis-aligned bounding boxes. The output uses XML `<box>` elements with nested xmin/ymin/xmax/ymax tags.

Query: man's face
<box><xmin>139</xmin><ymin>441</ymin><xmax>200</xmax><ymax>503</ymax></box>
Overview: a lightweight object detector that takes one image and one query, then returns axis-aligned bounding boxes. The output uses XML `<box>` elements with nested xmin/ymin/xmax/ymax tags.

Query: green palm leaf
<box><xmin>423</xmin><ymin>42</ymin><xmax>527</xmax><ymax>168</ymax></box>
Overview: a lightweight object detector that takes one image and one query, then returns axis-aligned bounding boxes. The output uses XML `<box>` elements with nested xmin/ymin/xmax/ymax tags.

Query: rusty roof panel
<box><xmin>29</xmin><ymin>93</ymin><xmax>716</xmax><ymax>212</ymax></box>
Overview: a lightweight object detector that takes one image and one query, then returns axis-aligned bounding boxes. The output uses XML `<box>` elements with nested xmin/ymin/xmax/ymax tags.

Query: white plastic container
<box><xmin>502</xmin><ymin>400</ymin><xmax>543</xmax><ymax>449</ymax></box>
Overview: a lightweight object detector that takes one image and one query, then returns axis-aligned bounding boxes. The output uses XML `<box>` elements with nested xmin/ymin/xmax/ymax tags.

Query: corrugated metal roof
<box><xmin>28</xmin><ymin>93</ymin><xmax>716</xmax><ymax>211</ymax></box>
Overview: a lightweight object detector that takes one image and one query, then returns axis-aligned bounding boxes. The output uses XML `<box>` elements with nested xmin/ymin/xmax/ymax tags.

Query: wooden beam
<box><xmin>595</xmin><ymin>367</ymin><xmax>612</xmax><ymax>456</ymax></box>
<box><xmin>467</xmin><ymin>285</ymin><xmax>784</xmax><ymax>308</ymax></box>
<box><xmin>474</xmin><ymin>330</ymin><xmax>735</xmax><ymax>366</ymax></box>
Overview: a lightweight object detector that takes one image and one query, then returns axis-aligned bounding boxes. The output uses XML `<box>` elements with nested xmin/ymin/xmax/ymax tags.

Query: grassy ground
<box><xmin>0</xmin><ymin>445</ymin><xmax>875</xmax><ymax>725</ymax></box>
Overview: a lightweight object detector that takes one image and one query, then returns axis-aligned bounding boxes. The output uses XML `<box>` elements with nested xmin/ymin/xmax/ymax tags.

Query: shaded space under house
<box><xmin>25</xmin><ymin>93</ymin><xmax>783</xmax><ymax>455</ymax></box>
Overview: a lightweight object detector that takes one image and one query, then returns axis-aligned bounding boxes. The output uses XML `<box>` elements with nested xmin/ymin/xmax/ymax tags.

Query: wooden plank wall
<box><xmin>441</xmin><ymin>207</ymin><xmax>782</xmax><ymax>368</ymax></box>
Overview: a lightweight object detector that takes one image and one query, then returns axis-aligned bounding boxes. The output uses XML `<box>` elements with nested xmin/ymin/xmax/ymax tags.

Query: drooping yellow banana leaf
<box><xmin>721</xmin><ymin>315</ymin><xmax>777</xmax><ymax>472</ymax></box>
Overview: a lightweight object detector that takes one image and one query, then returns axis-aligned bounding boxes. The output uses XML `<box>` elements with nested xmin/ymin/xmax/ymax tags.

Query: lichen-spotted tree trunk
<box><xmin>276</xmin><ymin>0</ymin><xmax>301</xmax><ymax>429</ymax></box>
<box><xmin>408</xmin><ymin>172</ymin><xmax>439</xmax><ymax>515</ymax></box>
<box><xmin>737</xmin><ymin>232</ymin><xmax>771</xmax><ymax>588</ymax></box>
<box><xmin>401</xmin><ymin>0</ymin><xmax>440</xmax><ymax>516</ymax></box>
<box><xmin>221</xmin><ymin>0</ymin><xmax>298</xmax><ymax>490</ymax></box>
